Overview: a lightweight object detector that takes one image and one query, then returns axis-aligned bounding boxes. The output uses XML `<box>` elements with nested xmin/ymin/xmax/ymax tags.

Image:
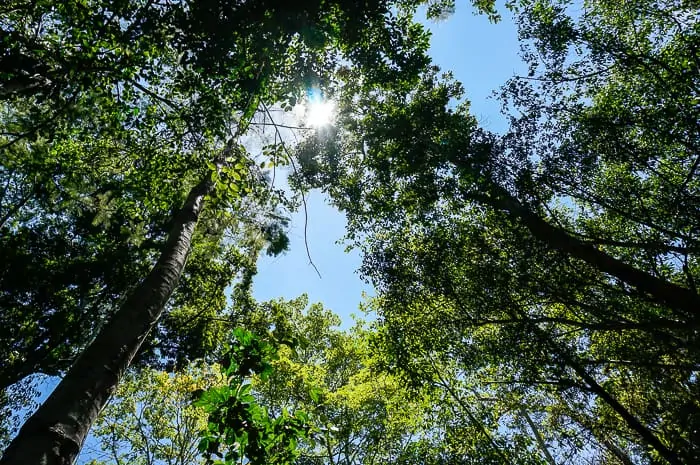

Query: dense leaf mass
<box><xmin>302</xmin><ymin>0</ymin><xmax>700</xmax><ymax>463</ymax></box>
<box><xmin>0</xmin><ymin>0</ymin><xmax>434</xmax><ymax>397</ymax></box>
<box><xmin>3</xmin><ymin>0</ymin><xmax>700</xmax><ymax>464</ymax></box>
<box><xmin>0</xmin><ymin>0</ymin><xmax>443</xmax><ymax>461</ymax></box>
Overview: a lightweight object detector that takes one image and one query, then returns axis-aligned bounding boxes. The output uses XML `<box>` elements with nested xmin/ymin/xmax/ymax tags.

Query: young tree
<box><xmin>85</xmin><ymin>362</ymin><xmax>225</xmax><ymax>465</ymax></box>
<box><xmin>85</xmin><ymin>330</ymin><xmax>308</xmax><ymax>465</ymax></box>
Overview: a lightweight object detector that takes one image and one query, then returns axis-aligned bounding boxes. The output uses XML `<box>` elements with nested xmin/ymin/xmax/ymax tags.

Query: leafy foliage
<box><xmin>243</xmin><ymin>296</ymin><xmax>548</xmax><ymax>465</ymax></box>
<box><xmin>300</xmin><ymin>0</ymin><xmax>700</xmax><ymax>463</ymax></box>
<box><xmin>195</xmin><ymin>329</ymin><xmax>312</xmax><ymax>465</ymax></box>
<box><xmin>87</xmin><ymin>362</ymin><xmax>225</xmax><ymax>465</ymax></box>
<box><xmin>4</xmin><ymin>0</ymin><xmax>698</xmax><ymax>463</ymax></box>
<box><xmin>0</xmin><ymin>0</ymin><xmax>445</xmax><ymax>428</ymax></box>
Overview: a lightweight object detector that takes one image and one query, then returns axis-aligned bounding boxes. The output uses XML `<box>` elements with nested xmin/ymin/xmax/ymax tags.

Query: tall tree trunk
<box><xmin>458</xmin><ymin>175</ymin><xmax>700</xmax><ymax>317</ymax></box>
<box><xmin>563</xmin><ymin>354</ymin><xmax>683</xmax><ymax>465</ymax></box>
<box><xmin>513</xmin><ymin>310</ymin><xmax>683</xmax><ymax>464</ymax></box>
<box><xmin>0</xmin><ymin>172</ymin><xmax>215</xmax><ymax>465</ymax></box>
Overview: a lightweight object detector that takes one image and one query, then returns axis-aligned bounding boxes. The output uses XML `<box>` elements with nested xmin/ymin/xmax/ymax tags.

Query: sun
<box><xmin>300</xmin><ymin>87</ymin><xmax>335</xmax><ymax>128</ymax></box>
<box><xmin>306</xmin><ymin>100</ymin><xmax>335</xmax><ymax>127</ymax></box>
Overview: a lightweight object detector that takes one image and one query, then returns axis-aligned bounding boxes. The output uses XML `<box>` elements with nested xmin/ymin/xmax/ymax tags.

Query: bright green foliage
<box><xmin>195</xmin><ymin>329</ymin><xmax>312</xmax><ymax>465</ymax></box>
<box><xmin>249</xmin><ymin>297</ymin><xmax>420</xmax><ymax>465</ymax></box>
<box><xmin>243</xmin><ymin>296</ymin><xmax>543</xmax><ymax>465</ymax></box>
<box><xmin>0</xmin><ymin>0</ymin><xmax>447</xmax><ymax>421</ymax></box>
<box><xmin>86</xmin><ymin>330</ymin><xmax>312</xmax><ymax>465</ymax></box>
<box><xmin>5</xmin><ymin>0</ymin><xmax>697</xmax><ymax>463</ymax></box>
<box><xmin>87</xmin><ymin>362</ymin><xmax>225</xmax><ymax>465</ymax></box>
<box><xmin>87</xmin><ymin>299</ymin><xmax>552</xmax><ymax>465</ymax></box>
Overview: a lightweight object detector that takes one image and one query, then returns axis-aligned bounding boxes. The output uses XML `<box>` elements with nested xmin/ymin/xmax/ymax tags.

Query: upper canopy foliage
<box><xmin>0</xmin><ymin>0</ymin><xmax>473</xmax><ymax>444</ymax></box>
<box><xmin>298</xmin><ymin>0</ymin><xmax>700</xmax><ymax>463</ymax></box>
<box><xmin>5</xmin><ymin>0</ymin><xmax>699</xmax><ymax>463</ymax></box>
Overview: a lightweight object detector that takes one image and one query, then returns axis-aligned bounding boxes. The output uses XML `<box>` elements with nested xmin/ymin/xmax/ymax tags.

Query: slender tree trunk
<box><xmin>564</xmin><ymin>355</ymin><xmax>683</xmax><ymax>465</ymax></box>
<box><xmin>0</xmin><ymin>172</ymin><xmax>215</xmax><ymax>465</ymax></box>
<box><xmin>460</xmin><ymin>177</ymin><xmax>700</xmax><ymax>317</ymax></box>
<box><xmin>511</xmin><ymin>309</ymin><xmax>683</xmax><ymax>465</ymax></box>
<box><xmin>560</xmin><ymin>396</ymin><xmax>636</xmax><ymax>465</ymax></box>
<box><xmin>520</xmin><ymin>408</ymin><xmax>557</xmax><ymax>465</ymax></box>
<box><xmin>602</xmin><ymin>439</ymin><xmax>635</xmax><ymax>465</ymax></box>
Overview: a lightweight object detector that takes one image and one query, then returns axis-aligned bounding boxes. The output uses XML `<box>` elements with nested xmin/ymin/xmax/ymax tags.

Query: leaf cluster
<box><xmin>196</xmin><ymin>329</ymin><xmax>313</xmax><ymax>465</ymax></box>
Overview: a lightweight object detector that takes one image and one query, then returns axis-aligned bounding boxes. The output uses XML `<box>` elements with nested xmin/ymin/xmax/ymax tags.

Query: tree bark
<box><xmin>0</xmin><ymin>172</ymin><xmax>214</xmax><ymax>465</ymax></box>
<box><xmin>512</xmin><ymin>308</ymin><xmax>683</xmax><ymax>465</ymax></box>
<box><xmin>601</xmin><ymin>439</ymin><xmax>635</xmax><ymax>465</ymax></box>
<box><xmin>563</xmin><ymin>354</ymin><xmax>683</xmax><ymax>465</ymax></box>
<box><xmin>463</xmin><ymin>180</ymin><xmax>700</xmax><ymax>318</ymax></box>
<box><xmin>560</xmin><ymin>398</ymin><xmax>635</xmax><ymax>465</ymax></box>
<box><xmin>520</xmin><ymin>408</ymin><xmax>557</xmax><ymax>465</ymax></box>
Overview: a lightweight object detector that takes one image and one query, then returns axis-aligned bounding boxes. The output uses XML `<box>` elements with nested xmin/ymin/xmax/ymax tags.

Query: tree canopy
<box><xmin>2</xmin><ymin>0</ymin><xmax>699</xmax><ymax>464</ymax></box>
<box><xmin>0</xmin><ymin>0</ymin><xmax>451</xmax><ymax>461</ymax></box>
<box><xmin>299</xmin><ymin>0</ymin><xmax>699</xmax><ymax>463</ymax></box>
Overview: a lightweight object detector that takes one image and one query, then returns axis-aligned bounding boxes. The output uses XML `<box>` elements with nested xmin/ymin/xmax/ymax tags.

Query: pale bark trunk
<box><xmin>520</xmin><ymin>408</ymin><xmax>557</xmax><ymax>465</ymax></box>
<box><xmin>601</xmin><ymin>439</ymin><xmax>635</xmax><ymax>465</ymax></box>
<box><xmin>0</xmin><ymin>174</ymin><xmax>213</xmax><ymax>465</ymax></box>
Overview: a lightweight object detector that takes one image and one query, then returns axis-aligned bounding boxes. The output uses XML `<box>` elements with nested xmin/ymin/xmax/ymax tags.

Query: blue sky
<box><xmin>252</xmin><ymin>4</ymin><xmax>524</xmax><ymax>325</ymax></box>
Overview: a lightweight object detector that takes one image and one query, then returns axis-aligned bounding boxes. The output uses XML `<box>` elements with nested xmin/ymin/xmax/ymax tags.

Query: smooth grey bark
<box><xmin>0</xmin><ymin>171</ymin><xmax>215</xmax><ymax>465</ymax></box>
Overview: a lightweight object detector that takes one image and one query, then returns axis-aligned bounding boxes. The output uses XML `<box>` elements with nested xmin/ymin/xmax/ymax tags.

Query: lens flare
<box><xmin>306</xmin><ymin>100</ymin><xmax>335</xmax><ymax>127</ymax></box>
<box><xmin>305</xmin><ymin>88</ymin><xmax>335</xmax><ymax>127</ymax></box>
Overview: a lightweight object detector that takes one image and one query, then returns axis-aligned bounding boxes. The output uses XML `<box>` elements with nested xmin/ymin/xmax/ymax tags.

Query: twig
<box><xmin>129</xmin><ymin>79</ymin><xmax>178</xmax><ymax>111</ymax></box>
<box><xmin>252</xmin><ymin>121</ymin><xmax>313</xmax><ymax>131</ymax></box>
<box><xmin>260</xmin><ymin>101</ymin><xmax>322</xmax><ymax>279</ymax></box>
